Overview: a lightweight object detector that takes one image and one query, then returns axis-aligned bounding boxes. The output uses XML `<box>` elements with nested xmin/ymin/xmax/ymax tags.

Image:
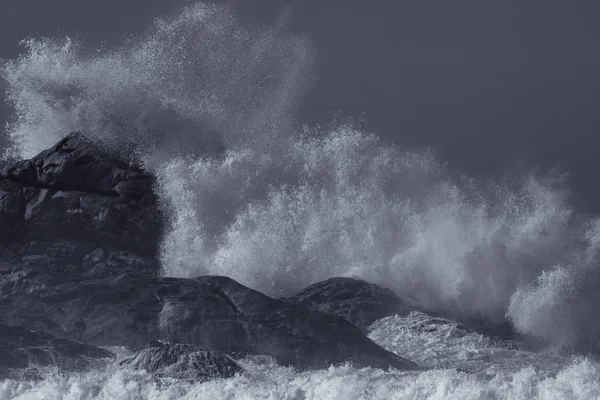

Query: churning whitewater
<box><xmin>2</xmin><ymin>2</ymin><xmax>600</xmax><ymax>399</ymax></box>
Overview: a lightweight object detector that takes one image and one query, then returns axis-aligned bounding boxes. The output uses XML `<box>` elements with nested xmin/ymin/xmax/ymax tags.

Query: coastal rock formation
<box><xmin>290</xmin><ymin>278</ymin><xmax>519</xmax><ymax>346</ymax></box>
<box><xmin>0</xmin><ymin>269</ymin><xmax>418</xmax><ymax>370</ymax></box>
<box><xmin>0</xmin><ymin>132</ymin><xmax>162</xmax><ymax>276</ymax></box>
<box><xmin>0</xmin><ymin>133</ymin><xmax>419</xmax><ymax>376</ymax></box>
<box><xmin>121</xmin><ymin>340</ymin><xmax>243</xmax><ymax>381</ymax></box>
<box><xmin>289</xmin><ymin>277</ymin><xmax>412</xmax><ymax>332</ymax></box>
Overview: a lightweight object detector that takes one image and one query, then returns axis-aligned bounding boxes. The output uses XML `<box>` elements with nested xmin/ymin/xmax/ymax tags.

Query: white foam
<box><xmin>1</xmin><ymin>337</ymin><xmax>598</xmax><ymax>400</ymax></box>
<box><xmin>368</xmin><ymin>312</ymin><xmax>569</xmax><ymax>374</ymax></box>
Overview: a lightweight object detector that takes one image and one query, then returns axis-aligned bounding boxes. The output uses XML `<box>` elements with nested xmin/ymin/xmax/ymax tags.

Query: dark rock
<box><xmin>0</xmin><ymin>324</ymin><xmax>113</xmax><ymax>379</ymax></box>
<box><xmin>0</xmin><ymin>268</ymin><xmax>418</xmax><ymax>371</ymax></box>
<box><xmin>82</xmin><ymin>247</ymin><xmax>159</xmax><ymax>278</ymax></box>
<box><xmin>0</xmin><ymin>132</ymin><xmax>162</xmax><ymax>276</ymax></box>
<box><xmin>121</xmin><ymin>340</ymin><xmax>243</xmax><ymax>381</ymax></box>
<box><xmin>291</xmin><ymin>278</ymin><xmax>521</xmax><ymax>346</ymax></box>
<box><xmin>0</xmin><ymin>134</ymin><xmax>419</xmax><ymax>372</ymax></box>
<box><xmin>0</xmin><ymin>180</ymin><xmax>24</xmax><ymax>242</ymax></box>
<box><xmin>289</xmin><ymin>277</ymin><xmax>413</xmax><ymax>332</ymax></box>
<box><xmin>1</xmin><ymin>133</ymin><xmax>143</xmax><ymax>198</ymax></box>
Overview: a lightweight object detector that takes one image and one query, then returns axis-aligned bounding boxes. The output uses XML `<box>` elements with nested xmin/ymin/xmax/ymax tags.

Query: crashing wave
<box><xmin>3</xmin><ymin>1</ymin><xmax>600</xmax><ymax>354</ymax></box>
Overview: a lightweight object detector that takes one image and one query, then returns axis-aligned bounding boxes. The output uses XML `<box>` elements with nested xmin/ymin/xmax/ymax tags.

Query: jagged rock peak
<box><xmin>0</xmin><ymin>132</ymin><xmax>163</xmax><ymax>274</ymax></box>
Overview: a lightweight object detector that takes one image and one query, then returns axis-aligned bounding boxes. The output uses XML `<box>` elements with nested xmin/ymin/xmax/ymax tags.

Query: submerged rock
<box><xmin>121</xmin><ymin>340</ymin><xmax>243</xmax><ymax>381</ymax></box>
<box><xmin>289</xmin><ymin>277</ymin><xmax>413</xmax><ymax>332</ymax></box>
<box><xmin>369</xmin><ymin>311</ymin><xmax>520</xmax><ymax>358</ymax></box>
<box><xmin>0</xmin><ymin>324</ymin><xmax>113</xmax><ymax>379</ymax></box>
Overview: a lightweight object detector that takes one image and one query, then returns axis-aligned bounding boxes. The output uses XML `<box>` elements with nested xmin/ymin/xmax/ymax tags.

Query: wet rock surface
<box><xmin>0</xmin><ymin>133</ymin><xmax>420</xmax><ymax>377</ymax></box>
<box><xmin>0</xmin><ymin>270</ymin><xmax>418</xmax><ymax>371</ymax></box>
<box><xmin>289</xmin><ymin>277</ymin><xmax>413</xmax><ymax>332</ymax></box>
<box><xmin>121</xmin><ymin>340</ymin><xmax>243</xmax><ymax>381</ymax></box>
<box><xmin>289</xmin><ymin>278</ymin><xmax>520</xmax><ymax>346</ymax></box>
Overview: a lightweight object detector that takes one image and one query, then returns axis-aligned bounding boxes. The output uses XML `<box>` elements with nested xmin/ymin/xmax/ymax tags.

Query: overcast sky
<box><xmin>2</xmin><ymin>0</ymin><xmax>600</xmax><ymax>210</ymax></box>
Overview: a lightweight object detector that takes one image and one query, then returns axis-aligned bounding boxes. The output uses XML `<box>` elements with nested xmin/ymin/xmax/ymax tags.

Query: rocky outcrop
<box><xmin>289</xmin><ymin>278</ymin><xmax>520</xmax><ymax>346</ymax></box>
<box><xmin>0</xmin><ymin>269</ymin><xmax>418</xmax><ymax>370</ymax></box>
<box><xmin>0</xmin><ymin>133</ymin><xmax>420</xmax><ymax>375</ymax></box>
<box><xmin>0</xmin><ymin>324</ymin><xmax>113</xmax><ymax>379</ymax></box>
<box><xmin>289</xmin><ymin>277</ymin><xmax>412</xmax><ymax>332</ymax></box>
<box><xmin>121</xmin><ymin>340</ymin><xmax>243</xmax><ymax>381</ymax></box>
<box><xmin>0</xmin><ymin>132</ymin><xmax>162</xmax><ymax>276</ymax></box>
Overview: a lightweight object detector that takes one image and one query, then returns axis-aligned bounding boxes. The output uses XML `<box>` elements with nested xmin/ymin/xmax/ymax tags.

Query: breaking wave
<box><xmin>3</xmin><ymin>1</ymin><xmax>600</xmax><ymax>353</ymax></box>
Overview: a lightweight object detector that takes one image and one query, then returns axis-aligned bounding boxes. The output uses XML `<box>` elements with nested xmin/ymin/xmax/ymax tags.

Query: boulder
<box><xmin>289</xmin><ymin>277</ymin><xmax>412</xmax><ymax>332</ymax></box>
<box><xmin>291</xmin><ymin>278</ymin><xmax>522</xmax><ymax>347</ymax></box>
<box><xmin>121</xmin><ymin>340</ymin><xmax>243</xmax><ymax>381</ymax></box>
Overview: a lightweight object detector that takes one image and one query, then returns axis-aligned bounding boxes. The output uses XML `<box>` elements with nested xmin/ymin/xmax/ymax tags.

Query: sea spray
<box><xmin>3</xmin><ymin>1</ymin><xmax>600</xmax><ymax>352</ymax></box>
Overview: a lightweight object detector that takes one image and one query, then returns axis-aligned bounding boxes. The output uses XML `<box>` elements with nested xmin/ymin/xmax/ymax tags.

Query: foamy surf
<box><xmin>1</xmin><ymin>316</ymin><xmax>599</xmax><ymax>400</ymax></box>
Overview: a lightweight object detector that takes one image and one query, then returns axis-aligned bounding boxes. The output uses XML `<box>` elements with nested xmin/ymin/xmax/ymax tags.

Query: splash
<box><xmin>1</xmin><ymin>3</ymin><xmax>312</xmax><ymax>159</ymax></box>
<box><xmin>2</xmin><ymin>340</ymin><xmax>599</xmax><ymax>400</ymax></box>
<box><xmin>3</xmin><ymin>2</ymin><xmax>600</xmax><ymax>352</ymax></box>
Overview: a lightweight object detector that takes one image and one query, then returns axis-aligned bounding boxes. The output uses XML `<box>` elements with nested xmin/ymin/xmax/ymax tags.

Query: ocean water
<box><xmin>2</xmin><ymin>2</ymin><xmax>600</xmax><ymax>399</ymax></box>
<box><xmin>2</xmin><ymin>314</ymin><xmax>599</xmax><ymax>400</ymax></box>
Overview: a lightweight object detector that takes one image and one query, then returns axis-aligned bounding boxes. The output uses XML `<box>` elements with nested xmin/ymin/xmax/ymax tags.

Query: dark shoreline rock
<box><xmin>0</xmin><ymin>133</ymin><xmax>420</xmax><ymax>375</ymax></box>
<box><xmin>0</xmin><ymin>132</ymin><xmax>163</xmax><ymax>275</ymax></box>
<box><xmin>289</xmin><ymin>277</ymin><xmax>521</xmax><ymax>347</ymax></box>
<box><xmin>0</xmin><ymin>269</ymin><xmax>418</xmax><ymax>371</ymax></box>
<box><xmin>288</xmin><ymin>277</ymin><xmax>413</xmax><ymax>333</ymax></box>
<box><xmin>121</xmin><ymin>340</ymin><xmax>243</xmax><ymax>381</ymax></box>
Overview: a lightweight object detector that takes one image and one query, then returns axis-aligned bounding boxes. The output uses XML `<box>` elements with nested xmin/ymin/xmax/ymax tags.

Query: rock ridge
<box><xmin>0</xmin><ymin>133</ymin><xmax>420</xmax><ymax>379</ymax></box>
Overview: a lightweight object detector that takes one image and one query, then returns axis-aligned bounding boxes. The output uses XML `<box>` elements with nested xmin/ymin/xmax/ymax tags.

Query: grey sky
<box><xmin>2</xmin><ymin>0</ymin><xmax>600</xmax><ymax>210</ymax></box>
